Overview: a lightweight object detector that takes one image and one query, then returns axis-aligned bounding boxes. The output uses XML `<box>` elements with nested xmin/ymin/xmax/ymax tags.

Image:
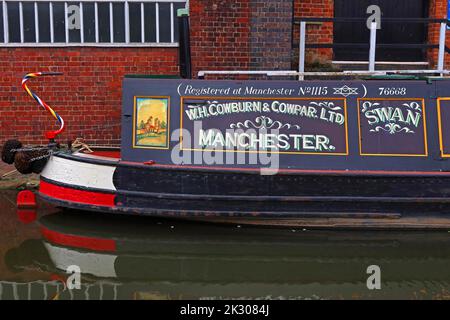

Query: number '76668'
<box><xmin>378</xmin><ymin>87</ymin><xmax>407</xmax><ymax>96</ymax></box>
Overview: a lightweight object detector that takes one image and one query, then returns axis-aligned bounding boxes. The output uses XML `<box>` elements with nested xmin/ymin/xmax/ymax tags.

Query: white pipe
<box><xmin>438</xmin><ymin>22</ymin><xmax>446</xmax><ymax>72</ymax></box>
<box><xmin>49</xmin><ymin>2</ymin><xmax>54</xmax><ymax>43</ymax></box>
<box><xmin>2</xmin><ymin>1</ymin><xmax>8</xmax><ymax>43</ymax></box>
<box><xmin>94</xmin><ymin>2</ymin><xmax>99</xmax><ymax>42</ymax></box>
<box><xmin>369</xmin><ymin>22</ymin><xmax>377</xmax><ymax>72</ymax></box>
<box><xmin>299</xmin><ymin>21</ymin><xmax>306</xmax><ymax>81</ymax></box>
<box><xmin>34</xmin><ymin>2</ymin><xmax>39</xmax><ymax>42</ymax></box>
<box><xmin>155</xmin><ymin>2</ymin><xmax>159</xmax><ymax>43</ymax></box>
<box><xmin>64</xmin><ymin>2</ymin><xmax>68</xmax><ymax>43</ymax></box>
<box><xmin>110</xmin><ymin>2</ymin><xmax>114</xmax><ymax>43</ymax></box>
<box><xmin>80</xmin><ymin>2</ymin><xmax>84</xmax><ymax>43</ymax></box>
<box><xmin>19</xmin><ymin>1</ymin><xmax>24</xmax><ymax>43</ymax></box>
<box><xmin>140</xmin><ymin>2</ymin><xmax>144</xmax><ymax>43</ymax></box>
<box><xmin>170</xmin><ymin>2</ymin><xmax>174</xmax><ymax>43</ymax></box>
<box><xmin>124</xmin><ymin>1</ymin><xmax>129</xmax><ymax>43</ymax></box>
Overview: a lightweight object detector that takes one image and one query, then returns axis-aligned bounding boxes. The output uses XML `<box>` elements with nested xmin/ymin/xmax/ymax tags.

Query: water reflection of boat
<box><xmin>5</xmin><ymin>212</ymin><xmax>450</xmax><ymax>299</ymax></box>
<box><xmin>0</xmin><ymin>280</ymin><xmax>122</xmax><ymax>300</ymax></box>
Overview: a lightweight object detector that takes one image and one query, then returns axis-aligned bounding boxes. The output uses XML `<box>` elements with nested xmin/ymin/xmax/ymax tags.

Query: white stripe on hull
<box><xmin>41</xmin><ymin>155</ymin><xmax>116</xmax><ymax>191</ymax></box>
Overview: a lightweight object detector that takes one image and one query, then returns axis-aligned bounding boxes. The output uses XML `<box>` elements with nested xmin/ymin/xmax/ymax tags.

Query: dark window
<box><xmin>52</xmin><ymin>2</ymin><xmax>65</xmax><ymax>42</ymax></box>
<box><xmin>37</xmin><ymin>2</ymin><xmax>51</xmax><ymax>43</ymax></box>
<box><xmin>112</xmin><ymin>2</ymin><xmax>125</xmax><ymax>42</ymax></box>
<box><xmin>159</xmin><ymin>3</ymin><xmax>171</xmax><ymax>42</ymax></box>
<box><xmin>22</xmin><ymin>2</ymin><xmax>35</xmax><ymax>42</ymax></box>
<box><xmin>129</xmin><ymin>3</ymin><xmax>141</xmax><ymax>42</ymax></box>
<box><xmin>98</xmin><ymin>2</ymin><xmax>110</xmax><ymax>42</ymax></box>
<box><xmin>7</xmin><ymin>2</ymin><xmax>20</xmax><ymax>42</ymax></box>
<box><xmin>83</xmin><ymin>2</ymin><xmax>95</xmax><ymax>42</ymax></box>
<box><xmin>0</xmin><ymin>4</ymin><xmax>4</xmax><ymax>43</ymax></box>
<box><xmin>144</xmin><ymin>3</ymin><xmax>156</xmax><ymax>43</ymax></box>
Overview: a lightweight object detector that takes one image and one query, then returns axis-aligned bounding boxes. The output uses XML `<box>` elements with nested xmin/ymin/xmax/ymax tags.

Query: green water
<box><xmin>0</xmin><ymin>190</ymin><xmax>449</xmax><ymax>300</ymax></box>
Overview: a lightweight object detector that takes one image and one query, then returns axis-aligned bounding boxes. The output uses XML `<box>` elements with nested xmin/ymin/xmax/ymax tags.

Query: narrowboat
<box><xmin>5</xmin><ymin>15</ymin><xmax>450</xmax><ymax>229</ymax></box>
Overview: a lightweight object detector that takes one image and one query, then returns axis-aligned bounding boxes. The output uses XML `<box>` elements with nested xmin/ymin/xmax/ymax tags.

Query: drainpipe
<box><xmin>178</xmin><ymin>8</ymin><xmax>192</xmax><ymax>79</ymax></box>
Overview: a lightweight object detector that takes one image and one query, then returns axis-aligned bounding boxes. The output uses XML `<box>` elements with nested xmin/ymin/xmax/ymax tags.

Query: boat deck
<box><xmin>75</xmin><ymin>149</ymin><xmax>121</xmax><ymax>161</ymax></box>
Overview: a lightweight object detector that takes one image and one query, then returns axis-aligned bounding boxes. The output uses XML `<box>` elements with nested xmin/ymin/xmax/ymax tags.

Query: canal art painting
<box><xmin>180</xmin><ymin>97</ymin><xmax>348</xmax><ymax>155</ymax></box>
<box><xmin>358</xmin><ymin>98</ymin><xmax>427</xmax><ymax>156</ymax></box>
<box><xmin>133</xmin><ymin>96</ymin><xmax>169</xmax><ymax>149</ymax></box>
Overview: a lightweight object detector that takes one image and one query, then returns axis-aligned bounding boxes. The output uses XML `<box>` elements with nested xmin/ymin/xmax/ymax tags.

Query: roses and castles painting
<box><xmin>133</xmin><ymin>96</ymin><xmax>169</xmax><ymax>149</ymax></box>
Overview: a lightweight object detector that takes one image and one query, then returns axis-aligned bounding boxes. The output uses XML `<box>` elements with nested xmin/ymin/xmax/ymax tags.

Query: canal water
<box><xmin>0</xmin><ymin>190</ymin><xmax>449</xmax><ymax>300</ymax></box>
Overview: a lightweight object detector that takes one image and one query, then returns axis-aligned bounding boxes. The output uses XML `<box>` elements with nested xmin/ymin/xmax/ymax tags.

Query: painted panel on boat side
<box><xmin>358</xmin><ymin>98</ymin><xmax>427</xmax><ymax>157</ymax></box>
<box><xmin>437</xmin><ymin>98</ymin><xmax>450</xmax><ymax>158</ymax></box>
<box><xmin>180</xmin><ymin>97</ymin><xmax>348</xmax><ymax>155</ymax></box>
<box><xmin>121</xmin><ymin>78</ymin><xmax>450</xmax><ymax>171</ymax></box>
<box><xmin>133</xmin><ymin>96</ymin><xmax>170</xmax><ymax>149</ymax></box>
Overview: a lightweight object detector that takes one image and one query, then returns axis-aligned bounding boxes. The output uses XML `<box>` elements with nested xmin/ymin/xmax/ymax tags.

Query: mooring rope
<box><xmin>71</xmin><ymin>138</ymin><xmax>93</xmax><ymax>153</ymax></box>
<box><xmin>21</xmin><ymin>72</ymin><xmax>65</xmax><ymax>138</ymax></box>
<box><xmin>28</xmin><ymin>151</ymin><xmax>52</xmax><ymax>162</ymax></box>
<box><xmin>10</xmin><ymin>146</ymin><xmax>51</xmax><ymax>152</ymax></box>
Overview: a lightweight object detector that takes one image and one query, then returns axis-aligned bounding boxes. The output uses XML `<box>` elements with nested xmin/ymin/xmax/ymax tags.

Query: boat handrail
<box><xmin>199</xmin><ymin>17</ymin><xmax>450</xmax><ymax>80</ymax></box>
<box><xmin>198</xmin><ymin>69</ymin><xmax>450</xmax><ymax>78</ymax></box>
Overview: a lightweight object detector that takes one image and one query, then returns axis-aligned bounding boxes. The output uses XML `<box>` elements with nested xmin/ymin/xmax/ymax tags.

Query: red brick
<box><xmin>0</xmin><ymin>47</ymin><xmax>178</xmax><ymax>146</ymax></box>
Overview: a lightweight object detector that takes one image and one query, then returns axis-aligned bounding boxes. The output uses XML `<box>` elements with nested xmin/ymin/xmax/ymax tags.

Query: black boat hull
<box><xmin>36</xmin><ymin>151</ymin><xmax>450</xmax><ymax>229</ymax></box>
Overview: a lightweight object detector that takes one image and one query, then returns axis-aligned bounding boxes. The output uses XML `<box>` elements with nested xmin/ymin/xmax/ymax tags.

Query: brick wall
<box><xmin>250</xmin><ymin>0</ymin><xmax>292</xmax><ymax>70</ymax></box>
<box><xmin>190</xmin><ymin>0</ymin><xmax>293</xmax><ymax>77</ymax></box>
<box><xmin>0</xmin><ymin>47</ymin><xmax>178</xmax><ymax>146</ymax></box>
<box><xmin>293</xmin><ymin>0</ymin><xmax>334</xmax><ymax>68</ymax></box>
<box><xmin>190</xmin><ymin>0</ymin><xmax>251</xmax><ymax>78</ymax></box>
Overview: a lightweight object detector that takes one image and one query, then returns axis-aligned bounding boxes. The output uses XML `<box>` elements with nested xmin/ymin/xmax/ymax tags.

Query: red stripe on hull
<box><xmin>41</xmin><ymin>226</ymin><xmax>117</xmax><ymax>252</ymax></box>
<box><xmin>39</xmin><ymin>180</ymin><xmax>116</xmax><ymax>207</ymax></box>
<box><xmin>85</xmin><ymin>150</ymin><xmax>120</xmax><ymax>158</ymax></box>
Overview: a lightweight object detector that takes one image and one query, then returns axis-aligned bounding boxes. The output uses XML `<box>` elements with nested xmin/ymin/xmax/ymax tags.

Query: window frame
<box><xmin>0</xmin><ymin>0</ymin><xmax>187</xmax><ymax>47</ymax></box>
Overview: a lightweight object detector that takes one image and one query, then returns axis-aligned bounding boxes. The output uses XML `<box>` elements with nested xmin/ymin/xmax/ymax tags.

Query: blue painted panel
<box><xmin>121</xmin><ymin>78</ymin><xmax>450</xmax><ymax>171</ymax></box>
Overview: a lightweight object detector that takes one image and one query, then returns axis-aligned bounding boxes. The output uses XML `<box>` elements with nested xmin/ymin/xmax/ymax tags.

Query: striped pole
<box><xmin>21</xmin><ymin>72</ymin><xmax>65</xmax><ymax>139</ymax></box>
